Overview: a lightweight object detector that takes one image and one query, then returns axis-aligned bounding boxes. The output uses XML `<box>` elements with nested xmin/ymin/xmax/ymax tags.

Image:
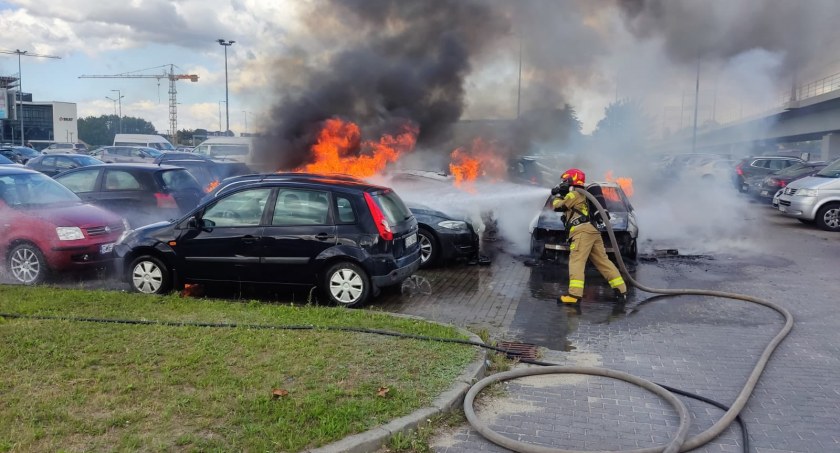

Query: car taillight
<box><xmin>154</xmin><ymin>192</ymin><xmax>178</xmax><ymax>209</ymax></box>
<box><xmin>363</xmin><ymin>192</ymin><xmax>394</xmax><ymax>241</ymax></box>
<box><xmin>735</xmin><ymin>163</ymin><xmax>743</xmax><ymax>176</ymax></box>
<box><xmin>778</xmin><ymin>180</ymin><xmax>787</xmax><ymax>188</ymax></box>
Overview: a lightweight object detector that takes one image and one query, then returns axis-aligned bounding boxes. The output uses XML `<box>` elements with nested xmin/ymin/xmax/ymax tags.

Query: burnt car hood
<box><xmin>24</xmin><ymin>203</ymin><xmax>123</xmax><ymax>227</ymax></box>
<box><xmin>408</xmin><ymin>204</ymin><xmax>456</xmax><ymax>219</ymax></box>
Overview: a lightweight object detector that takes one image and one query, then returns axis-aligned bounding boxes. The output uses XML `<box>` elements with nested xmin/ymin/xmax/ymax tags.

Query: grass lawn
<box><xmin>0</xmin><ymin>285</ymin><xmax>477</xmax><ymax>452</ymax></box>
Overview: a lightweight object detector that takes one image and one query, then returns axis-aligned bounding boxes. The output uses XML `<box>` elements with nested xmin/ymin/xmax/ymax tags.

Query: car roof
<box><xmin>67</xmin><ymin>163</ymin><xmax>184</xmax><ymax>171</ymax></box>
<box><xmin>213</xmin><ymin>173</ymin><xmax>390</xmax><ymax>196</ymax></box>
<box><xmin>0</xmin><ymin>166</ymin><xmax>40</xmax><ymax>175</ymax></box>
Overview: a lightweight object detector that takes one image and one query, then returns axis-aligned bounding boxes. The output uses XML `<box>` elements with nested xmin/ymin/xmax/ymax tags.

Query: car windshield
<box><xmin>147</xmin><ymin>143</ymin><xmax>176</xmax><ymax>151</ymax></box>
<box><xmin>815</xmin><ymin>159</ymin><xmax>840</xmax><ymax>178</ymax></box>
<box><xmin>73</xmin><ymin>155</ymin><xmax>104</xmax><ymax>166</ymax></box>
<box><xmin>0</xmin><ymin>172</ymin><xmax>82</xmax><ymax>207</ymax></box>
<box><xmin>0</xmin><ymin>155</ymin><xmax>13</xmax><ymax>164</ymax></box>
<box><xmin>776</xmin><ymin>162</ymin><xmax>808</xmax><ymax>175</ymax></box>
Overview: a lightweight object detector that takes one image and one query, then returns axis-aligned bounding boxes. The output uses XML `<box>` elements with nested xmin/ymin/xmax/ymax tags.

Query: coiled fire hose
<box><xmin>463</xmin><ymin>187</ymin><xmax>794</xmax><ymax>453</ymax></box>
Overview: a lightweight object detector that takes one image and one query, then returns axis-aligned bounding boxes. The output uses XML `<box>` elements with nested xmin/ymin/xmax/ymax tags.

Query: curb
<box><xmin>306</xmin><ymin>323</ymin><xmax>487</xmax><ymax>453</ymax></box>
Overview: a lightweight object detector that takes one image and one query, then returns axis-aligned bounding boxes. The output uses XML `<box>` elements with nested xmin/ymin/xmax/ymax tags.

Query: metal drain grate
<box><xmin>496</xmin><ymin>341</ymin><xmax>539</xmax><ymax>360</ymax></box>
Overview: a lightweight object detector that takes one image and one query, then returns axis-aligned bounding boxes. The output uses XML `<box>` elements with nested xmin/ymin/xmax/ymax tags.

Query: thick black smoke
<box><xmin>618</xmin><ymin>0</ymin><xmax>840</xmax><ymax>76</ymax></box>
<box><xmin>255</xmin><ymin>0</ymin><xmax>510</xmax><ymax>171</ymax></box>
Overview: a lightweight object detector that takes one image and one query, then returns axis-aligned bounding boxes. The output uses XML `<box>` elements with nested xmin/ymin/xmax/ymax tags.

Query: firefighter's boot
<box><xmin>558</xmin><ymin>294</ymin><xmax>580</xmax><ymax>304</ymax></box>
<box><xmin>614</xmin><ymin>289</ymin><xmax>627</xmax><ymax>303</ymax></box>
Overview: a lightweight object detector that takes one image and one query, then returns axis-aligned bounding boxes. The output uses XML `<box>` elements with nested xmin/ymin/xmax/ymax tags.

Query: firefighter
<box><xmin>551</xmin><ymin>168</ymin><xmax>628</xmax><ymax>304</ymax></box>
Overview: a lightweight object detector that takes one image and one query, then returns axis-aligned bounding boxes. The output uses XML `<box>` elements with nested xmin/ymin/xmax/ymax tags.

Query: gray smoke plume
<box><xmin>254</xmin><ymin>0</ymin><xmax>510</xmax><ymax>171</ymax></box>
<box><xmin>618</xmin><ymin>0</ymin><xmax>840</xmax><ymax>77</ymax></box>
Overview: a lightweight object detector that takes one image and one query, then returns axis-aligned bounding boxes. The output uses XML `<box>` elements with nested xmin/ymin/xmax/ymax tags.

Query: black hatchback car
<box><xmin>409</xmin><ymin>204</ymin><xmax>479</xmax><ymax>268</ymax></box>
<box><xmin>114</xmin><ymin>173</ymin><xmax>421</xmax><ymax>307</ymax></box>
<box><xmin>53</xmin><ymin>164</ymin><xmax>203</xmax><ymax>228</ymax></box>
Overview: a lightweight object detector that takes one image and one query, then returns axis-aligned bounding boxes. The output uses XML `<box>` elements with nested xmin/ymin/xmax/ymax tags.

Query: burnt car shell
<box><xmin>530</xmin><ymin>182</ymin><xmax>638</xmax><ymax>261</ymax></box>
<box><xmin>408</xmin><ymin>203</ymin><xmax>479</xmax><ymax>267</ymax></box>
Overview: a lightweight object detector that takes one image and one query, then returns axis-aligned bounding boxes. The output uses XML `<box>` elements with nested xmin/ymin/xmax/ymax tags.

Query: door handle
<box><xmin>315</xmin><ymin>232</ymin><xmax>334</xmax><ymax>241</ymax></box>
<box><xmin>241</xmin><ymin>235</ymin><xmax>260</xmax><ymax>244</ymax></box>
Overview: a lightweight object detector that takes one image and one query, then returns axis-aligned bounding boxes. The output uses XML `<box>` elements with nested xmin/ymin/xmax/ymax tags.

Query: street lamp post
<box><xmin>217</xmin><ymin>39</ymin><xmax>235</xmax><ymax>133</ymax></box>
<box><xmin>111</xmin><ymin>89</ymin><xmax>124</xmax><ymax>133</ymax></box>
<box><xmin>105</xmin><ymin>96</ymin><xmax>118</xmax><ymax>116</ymax></box>
<box><xmin>218</xmin><ymin>100</ymin><xmax>226</xmax><ymax>133</ymax></box>
<box><xmin>242</xmin><ymin>110</ymin><xmax>252</xmax><ymax>134</ymax></box>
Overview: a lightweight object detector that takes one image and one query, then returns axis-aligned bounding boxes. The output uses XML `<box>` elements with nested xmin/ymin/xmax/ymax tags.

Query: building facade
<box><xmin>1</xmin><ymin>88</ymin><xmax>78</xmax><ymax>146</ymax></box>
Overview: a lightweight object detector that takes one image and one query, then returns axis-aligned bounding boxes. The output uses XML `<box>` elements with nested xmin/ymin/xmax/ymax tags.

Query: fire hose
<box><xmin>463</xmin><ymin>187</ymin><xmax>794</xmax><ymax>453</ymax></box>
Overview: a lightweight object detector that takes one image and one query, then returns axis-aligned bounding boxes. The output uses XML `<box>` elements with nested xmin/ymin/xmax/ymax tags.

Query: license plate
<box><xmin>760</xmin><ymin>190</ymin><xmax>769</xmax><ymax>196</ymax></box>
<box><xmin>100</xmin><ymin>243</ymin><xmax>115</xmax><ymax>254</ymax></box>
<box><xmin>405</xmin><ymin>233</ymin><xmax>417</xmax><ymax>247</ymax></box>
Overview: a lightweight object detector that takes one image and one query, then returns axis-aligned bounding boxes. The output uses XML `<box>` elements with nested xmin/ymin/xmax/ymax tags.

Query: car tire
<box><xmin>815</xmin><ymin>202</ymin><xmax>840</xmax><ymax>232</ymax></box>
<box><xmin>323</xmin><ymin>261</ymin><xmax>370</xmax><ymax>308</ymax></box>
<box><xmin>417</xmin><ymin>228</ymin><xmax>439</xmax><ymax>269</ymax></box>
<box><xmin>128</xmin><ymin>255</ymin><xmax>172</xmax><ymax>294</ymax></box>
<box><xmin>7</xmin><ymin>243</ymin><xmax>49</xmax><ymax>285</ymax></box>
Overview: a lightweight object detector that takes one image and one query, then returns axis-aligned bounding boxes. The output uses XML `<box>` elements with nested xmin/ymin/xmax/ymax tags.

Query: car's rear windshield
<box><xmin>159</xmin><ymin>169</ymin><xmax>201</xmax><ymax>191</ymax></box>
<box><xmin>371</xmin><ymin>190</ymin><xmax>411</xmax><ymax>225</ymax></box>
<box><xmin>0</xmin><ymin>172</ymin><xmax>81</xmax><ymax>207</ymax></box>
<box><xmin>816</xmin><ymin>159</ymin><xmax>840</xmax><ymax>178</ymax></box>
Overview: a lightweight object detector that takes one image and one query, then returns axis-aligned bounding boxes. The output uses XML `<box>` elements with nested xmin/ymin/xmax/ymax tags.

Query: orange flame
<box><xmin>448</xmin><ymin>138</ymin><xmax>508</xmax><ymax>189</ymax></box>
<box><xmin>296</xmin><ymin>118</ymin><xmax>418</xmax><ymax>178</ymax></box>
<box><xmin>604</xmin><ymin>170</ymin><xmax>634</xmax><ymax>198</ymax></box>
<box><xmin>205</xmin><ymin>180</ymin><xmax>220</xmax><ymax>193</ymax></box>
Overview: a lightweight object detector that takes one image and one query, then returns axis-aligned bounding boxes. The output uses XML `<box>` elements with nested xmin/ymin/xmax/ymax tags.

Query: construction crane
<box><xmin>79</xmin><ymin>64</ymin><xmax>198</xmax><ymax>139</ymax></box>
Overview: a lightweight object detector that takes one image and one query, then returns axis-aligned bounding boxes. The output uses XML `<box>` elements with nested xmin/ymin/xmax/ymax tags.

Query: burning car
<box><xmin>529</xmin><ymin>182</ymin><xmax>638</xmax><ymax>261</ymax></box>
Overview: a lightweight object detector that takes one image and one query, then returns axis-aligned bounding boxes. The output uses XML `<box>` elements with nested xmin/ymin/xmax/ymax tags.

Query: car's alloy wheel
<box><xmin>816</xmin><ymin>202</ymin><xmax>840</xmax><ymax>231</ymax></box>
<box><xmin>417</xmin><ymin>228</ymin><xmax>439</xmax><ymax>268</ymax></box>
<box><xmin>324</xmin><ymin>262</ymin><xmax>370</xmax><ymax>307</ymax></box>
<box><xmin>8</xmin><ymin>244</ymin><xmax>47</xmax><ymax>284</ymax></box>
<box><xmin>129</xmin><ymin>256</ymin><xmax>171</xmax><ymax>294</ymax></box>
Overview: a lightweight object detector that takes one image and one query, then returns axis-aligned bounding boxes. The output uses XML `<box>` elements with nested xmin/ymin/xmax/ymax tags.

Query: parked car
<box><xmin>529</xmin><ymin>182</ymin><xmax>638</xmax><ymax>261</ymax></box>
<box><xmin>680</xmin><ymin>159</ymin><xmax>737</xmax><ymax>182</ymax></box>
<box><xmin>115</xmin><ymin>173</ymin><xmax>421</xmax><ymax>307</ymax></box>
<box><xmin>0</xmin><ymin>146</ymin><xmax>40</xmax><ymax>164</ymax></box>
<box><xmin>153</xmin><ymin>154</ymin><xmax>251</xmax><ymax>193</ymax></box>
<box><xmin>25</xmin><ymin>154</ymin><xmax>104</xmax><ymax>177</ymax></box>
<box><xmin>0</xmin><ymin>167</ymin><xmax>126</xmax><ymax>284</ymax></box>
<box><xmin>408</xmin><ymin>203</ymin><xmax>479</xmax><ymax>268</ymax></box>
<box><xmin>43</xmin><ymin>143</ymin><xmax>88</xmax><ymax>154</ymax></box>
<box><xmin>175</xmin><ymin>146</ymin><xmax>195</xmax><ymax>152</ymax></box>
<box><xmin>734</xmin><ymin>156</ymin><xmax>804</xmax><ymax>192</ymax></box>
<box><xmin>53</xmin><ymin>164</ymin><xmax>203</xmax><ymax>228</ymax></box>
<box><xmin>748</xmin><ymin>161</ymin><xmax>828</xmax><ymax>203</ymax></box>
<box><xmin>90</xmin><ymin>146</ymin><xmax>165</xmax><ymax>163</ymax></box>
<box><xmin>0</xmin><ymin>154</ymin><xmax>21</xmax><ymax>166</ymax></box>
<box><xmin>777</xmin><ymin>158</ymin><xmax>840</xmax><ymax>231</ymax></box>
<box><xmin>113</xmin><ymin>134</ymin><xmax>176</xmax><ymax>151</ymax></box>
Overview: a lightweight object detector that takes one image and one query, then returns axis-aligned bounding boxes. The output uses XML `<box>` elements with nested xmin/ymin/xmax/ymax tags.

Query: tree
<box><xmin>78</xmin><ymin>115</ymin><xmax>157</xmax><ymax>146</ymax></box>
<box><xmin>592</xmin><ymin>99</ymin><xmax>652</xmax><ymax>154</ymax></box>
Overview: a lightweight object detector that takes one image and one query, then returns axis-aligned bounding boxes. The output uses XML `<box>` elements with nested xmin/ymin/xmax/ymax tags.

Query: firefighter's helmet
<box><xmin>561</xmin><ymin>168</ymin><xmax>586</xmax><ymax>186</ymax></box>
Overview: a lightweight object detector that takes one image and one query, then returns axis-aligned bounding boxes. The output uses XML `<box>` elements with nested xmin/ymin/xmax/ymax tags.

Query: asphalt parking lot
<box><xmin>2</xmin><ymin>201</ymin><xmax>838</xmax><ymax>452</ymax></box>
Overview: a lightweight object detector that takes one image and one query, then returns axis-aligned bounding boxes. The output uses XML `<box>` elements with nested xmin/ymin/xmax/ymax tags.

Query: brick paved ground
<box><xmin>378</xmin><ymin>205</ymin><xmax>840</xmax><ymax>453</ymax></box>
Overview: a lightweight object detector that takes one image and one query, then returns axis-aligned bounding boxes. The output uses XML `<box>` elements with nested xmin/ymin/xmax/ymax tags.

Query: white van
<box><xmin>113</xmin><ymin>134</ymin><xmax>176</xmax><ymax>152</ymax></box>
<box><xmin>194</xmin><ymin>137</ymin><xmax>252</xmax><ymax>163</ymax></box>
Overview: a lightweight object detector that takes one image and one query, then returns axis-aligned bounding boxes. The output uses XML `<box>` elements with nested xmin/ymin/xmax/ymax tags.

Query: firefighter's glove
<box><xmin>551</xmin><ymin>182</ymin><xmax>570</xmax><ymax>198</ymax></box>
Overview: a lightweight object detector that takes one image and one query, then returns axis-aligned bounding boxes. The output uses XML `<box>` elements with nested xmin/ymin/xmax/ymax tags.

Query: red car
<box><xmin>0</xmin><ymin>167</ymin><xmax>126</xmax><ymax>284</ymax></box>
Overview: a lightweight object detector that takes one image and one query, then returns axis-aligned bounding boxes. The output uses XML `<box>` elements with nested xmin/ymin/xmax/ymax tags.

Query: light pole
<box><xmin>242</xmin><ymin>110</ymin><xmax>251</xmax><ymax>134</ymax></box>
<box><xmin>218</xmin><ymin>100</ymin><xmax>226</xmax><ymax>133</ymax></box>
<box><xmin>105</xmin><ymin>96</ymin><xmax>118</xmax><ymax>116</ymax></box>
<box><xmin>217</xmin><ymin>39</ymin><xmax>235</xmax><ymax>133</ymax></box>
<box><xmin>0</xmin><ymin>49</ymin><xmax>61</xmax><ymax>145</ymax></box>
<box><xmin>111</xmin><ymin>89</ymin><xmax>124</xmax><ymax>133</ymax></box>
